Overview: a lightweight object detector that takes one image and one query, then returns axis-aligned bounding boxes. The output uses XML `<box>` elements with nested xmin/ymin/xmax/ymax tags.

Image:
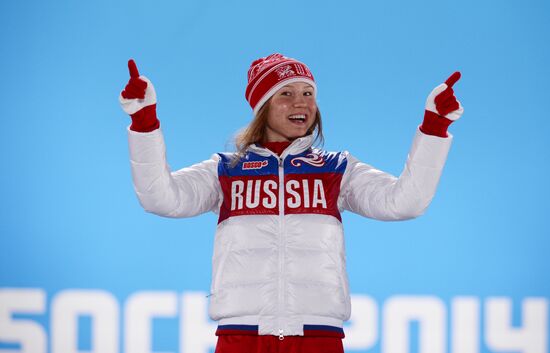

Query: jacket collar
<box><xmin>248</xmin><ymin>134</ymin><xmax>314</xmax><ymax>158</ymax></box>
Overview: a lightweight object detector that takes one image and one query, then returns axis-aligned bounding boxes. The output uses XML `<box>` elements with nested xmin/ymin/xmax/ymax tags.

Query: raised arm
<box><xmin>119</xmin><ymin>59</ymin><xmax>221</xmax><ymax>218</ymax></box>
<box><xmin>339</xmin><ymin>73</ymin><xmax>464</xmax><ymax>220</ymax></box>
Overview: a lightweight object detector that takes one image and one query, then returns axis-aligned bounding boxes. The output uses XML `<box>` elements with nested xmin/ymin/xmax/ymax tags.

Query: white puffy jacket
<box><xmin>128</xmin><ymin>128</ymin><xmax>452</xmax><ymax>338</ymax></box>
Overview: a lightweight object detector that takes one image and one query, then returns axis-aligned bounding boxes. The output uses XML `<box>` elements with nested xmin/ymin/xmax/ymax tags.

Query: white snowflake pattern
<box><xmin>248</xmin><ymin>54</ymin><xmax>285</xmax><ymax>81</ymax></box>
<box><xmin>276</xmin><ymin>65</ymin><xmax>296</xmax><ymax>79</ymax></box>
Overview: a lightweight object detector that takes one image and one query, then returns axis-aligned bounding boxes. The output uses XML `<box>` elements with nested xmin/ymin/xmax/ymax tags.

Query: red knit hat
<box><xmin>245</xmin><ymin>53</ymin><xmax>316</xmax><ymax>115</ymax></box>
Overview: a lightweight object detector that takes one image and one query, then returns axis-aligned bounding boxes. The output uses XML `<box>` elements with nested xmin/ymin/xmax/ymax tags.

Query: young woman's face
<box><xmin>265</xmin><ymin>82</ymin><xmax>317</xmax><ymax>142</ymax></box>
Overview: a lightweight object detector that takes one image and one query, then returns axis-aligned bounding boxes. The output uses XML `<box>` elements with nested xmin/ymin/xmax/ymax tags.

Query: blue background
<box><xmin>1</xmin><ymin>0</ymin><xmax>549</xmax><ymax>352</ymax></box>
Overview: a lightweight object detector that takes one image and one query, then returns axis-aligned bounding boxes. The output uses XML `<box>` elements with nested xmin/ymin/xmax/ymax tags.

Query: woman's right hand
<box><xmin>119</xmin><ymin>59</ymin><xmax>160</xmax><ymax>132</ymax></box>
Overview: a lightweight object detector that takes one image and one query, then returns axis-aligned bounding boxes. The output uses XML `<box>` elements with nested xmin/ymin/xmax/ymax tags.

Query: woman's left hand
<box><xmin>420</xmin><ymin>72</ymin><xmax>464</xmax><ymax>137</ymax></box>
<box><xmin>426</xmin><ymin>72</ymin><xmax>464</xmax><ymax>121</ymax></box>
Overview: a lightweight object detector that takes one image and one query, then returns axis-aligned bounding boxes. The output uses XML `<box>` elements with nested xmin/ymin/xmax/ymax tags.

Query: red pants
<box><xmin>215</xmin><ymin>335</ymin><xmax>344</xmax><ymax>353</ymax></box>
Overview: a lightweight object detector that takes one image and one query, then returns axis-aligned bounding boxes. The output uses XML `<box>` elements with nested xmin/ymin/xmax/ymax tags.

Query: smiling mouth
<box><xmin>288</xmin><ymin>114</ymin><xmax>306</xmax><ymax>123</ymax></box>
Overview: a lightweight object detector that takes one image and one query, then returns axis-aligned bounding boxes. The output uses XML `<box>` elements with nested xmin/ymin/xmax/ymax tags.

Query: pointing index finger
<box><xmin>128</xmin><ymin>59</ymin><xmax>140</xmax><ymax>78</ymax></box>
<box><xmin>445</xmin><ymin>71</ymin><xmax>461</xmax><ymax>88</ymax></box>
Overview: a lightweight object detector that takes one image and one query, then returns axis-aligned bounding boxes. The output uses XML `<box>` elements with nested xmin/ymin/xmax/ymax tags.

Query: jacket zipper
<box><xmin>253</xmin><ymin>144</ymin><xmax>300</xmax><ymax>340</ymax></box>
<box><xmin>277</xmin><ymin>156</ymin><xmax>285</xmax><ymax>340</ymax></box>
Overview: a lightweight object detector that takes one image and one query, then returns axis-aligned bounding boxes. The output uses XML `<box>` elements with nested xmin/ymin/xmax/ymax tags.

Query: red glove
<box><xmin>119</xmin><ymin>59</ymin><xmax>160</xmax><ymax>132</ymax></box>
<box><xmin>420</xmin><ymin>72</ymin><xmax>464</xmax><ymax>137</ymax></box>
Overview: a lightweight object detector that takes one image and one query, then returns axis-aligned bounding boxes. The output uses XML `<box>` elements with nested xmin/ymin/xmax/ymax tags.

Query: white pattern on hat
<box><xmin>245</xmin><ymin>53</ymin><xmax>316</xmax><ymax>115</ymax></box>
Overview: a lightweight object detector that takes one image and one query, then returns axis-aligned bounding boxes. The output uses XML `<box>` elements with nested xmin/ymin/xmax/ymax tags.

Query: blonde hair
<box><xmin>232</xmin><ymin>98</ymin><xmax>324</xmax><ymax>165</ymax></box>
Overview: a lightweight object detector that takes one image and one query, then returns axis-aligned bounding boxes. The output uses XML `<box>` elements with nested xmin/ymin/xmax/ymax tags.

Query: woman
<box><xmin>119</xmin><ymin>53</ymin><xmax>463</xmax><ymax>353</ymax></box>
